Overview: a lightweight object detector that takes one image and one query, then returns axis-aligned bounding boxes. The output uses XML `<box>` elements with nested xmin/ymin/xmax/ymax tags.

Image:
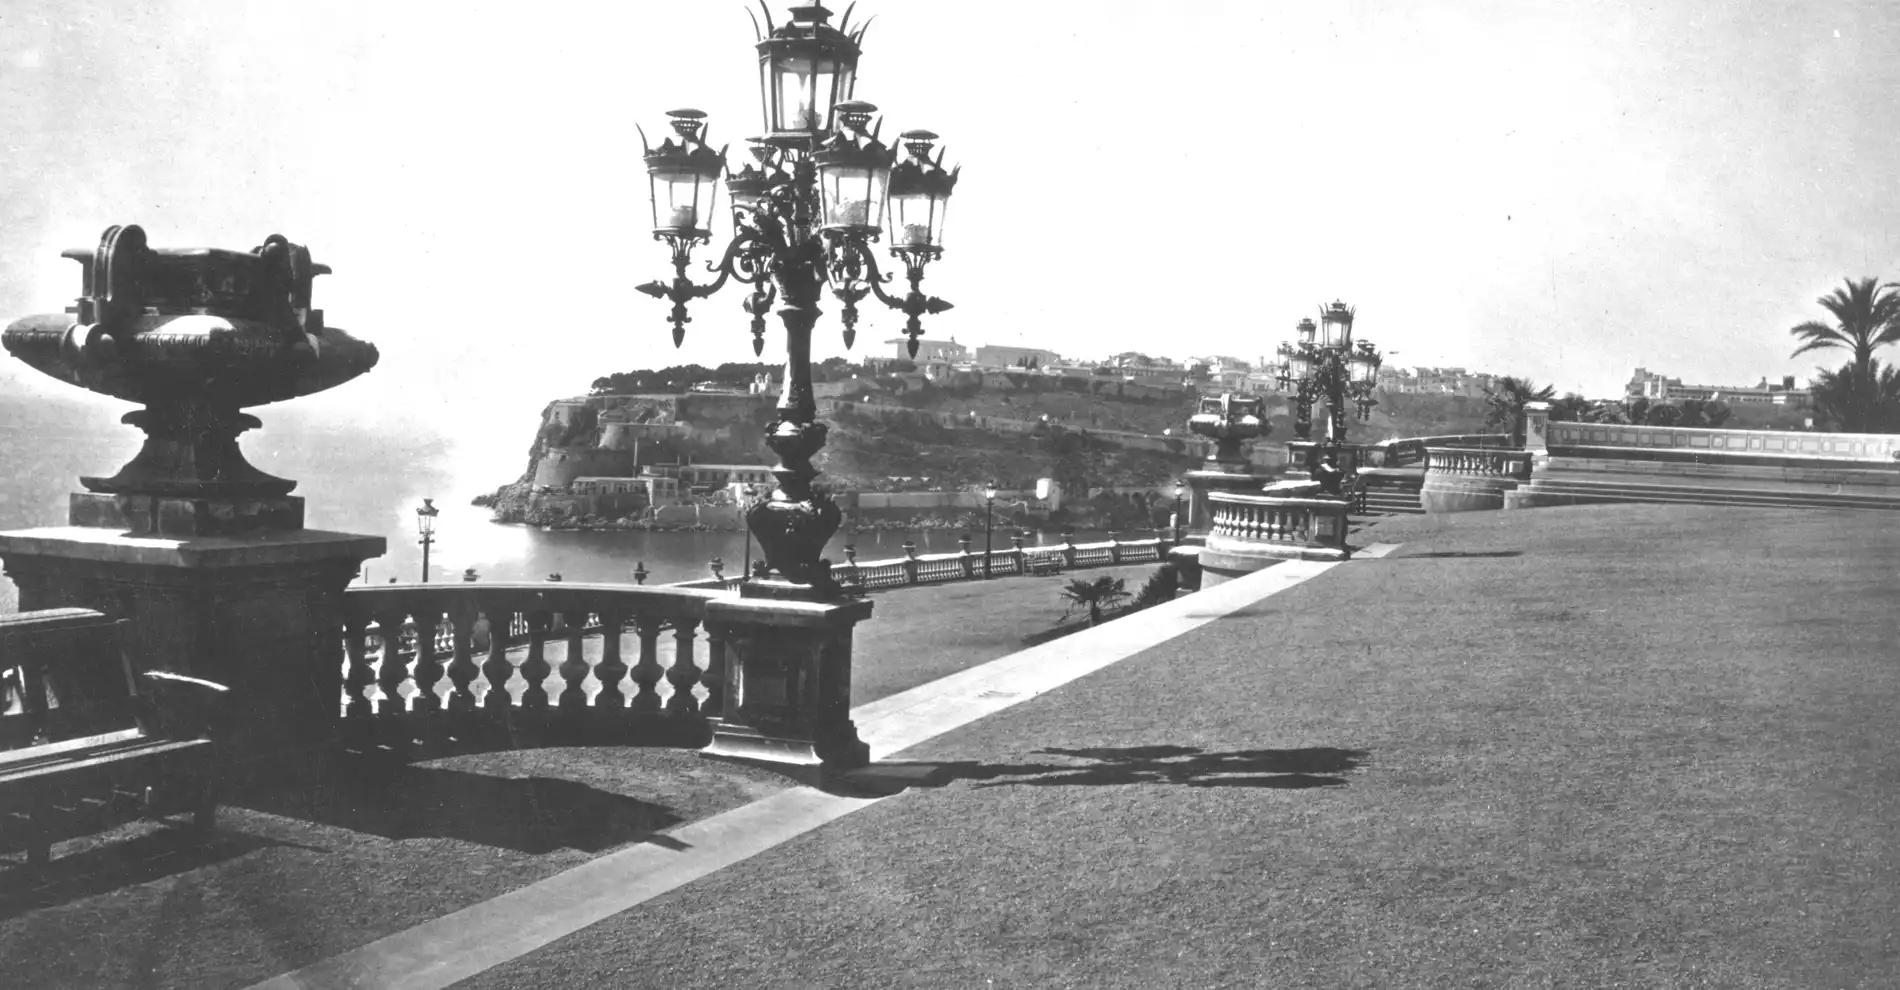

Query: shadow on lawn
<box><xmin>845</xmin><ymin>745</ymin><xmax>1369</xmax><ymax>794</ymax></box>
<box><xmin>1390</xmin><ymin>550</ymin><xmax>1523</xmax><ymax>559</ymax></box>
<box><xmin>0</xmin><ymin>826</ymin><xmax>319</xmax><ymax>920</ymax></box>
<box><xmin>235</xmin><ymin>756</ymin><xmax>687</xmax><ymax>855</ymax></box>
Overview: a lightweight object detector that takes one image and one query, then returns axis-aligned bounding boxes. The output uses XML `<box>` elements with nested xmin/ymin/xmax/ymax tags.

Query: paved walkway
<box><xmin>251</xmin><ymin>551</ymin><xmax>1393</xmax><ymax>989</ymax></box>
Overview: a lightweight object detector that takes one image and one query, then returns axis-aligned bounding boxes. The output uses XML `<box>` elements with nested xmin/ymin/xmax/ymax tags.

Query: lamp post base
<box><xmin>701</xmin><ymin>593</ymin><xmax>874</xmax><ymax>775</ymax></box>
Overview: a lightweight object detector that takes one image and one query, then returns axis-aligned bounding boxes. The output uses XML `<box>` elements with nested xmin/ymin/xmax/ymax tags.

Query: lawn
<box><xmin>0</xmin><ymin>560</ymin><xmax>1171</xmax><ymax>990</ymax></box>
<box><xmin>457</xmin><ymin>503</ymin><xmax>1900</xmax><ymax>990</ymax></box>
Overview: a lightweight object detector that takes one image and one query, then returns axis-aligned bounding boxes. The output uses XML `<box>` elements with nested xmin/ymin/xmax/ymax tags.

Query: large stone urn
<box><xmin>1183</xmin><ymin>393</ymin><xmax>1271</xmax><ymax>537</ymax></box>
<box><xmin>0</xmin><ymin>224</ymin><xmax>386</xmax><ymax>769</ymax></box>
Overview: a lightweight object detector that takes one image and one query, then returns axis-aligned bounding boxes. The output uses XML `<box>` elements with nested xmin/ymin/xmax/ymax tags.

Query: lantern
<box><xmin>1354</xmin><ymin>342</ymin><xmax>1382</xmax><ymax>384</ymax></box>
<box><xmin>1296</xmin><ymin>317</ymin><xmax>1317</xmax><ymax>346</ymax></box>
<box><xmin>1320</xmin><ymin>300</ymin><xmax>1354</xmax><ymax>349</ymax></box>
<box><xmin>755</xmin><ymin>2</ymin><xmax>866</xmax><ymax>143</ymax></box>
<box><xmin>887</xmin><ymin>129</ymin><xmax>959</xmax><ymax>251</ymax></box>
<box><xmin>812</xmin><ymin>101</ymin><xmax>892</xmax><ymax>233</ymax></box>
<box><xmin>415</xmin><ymin>497</ymin><xmax>438</xmax><ymax>537</ymax></box>
<box><xmin>1274</xmin><ymin>341</ymin><xmax>1296</xmax><ymax>381</ymax></box>
<box><xmin>641</xmin><ymin>109</ymin><xmax>727</xmax><ymax>238</ymax></box>
<box><xmin>1289</xmin><ymin>343</ymin><xmax>1314</xmax><ymax>380</ymax></box>
<box><xmin>726</xmin><ymin>142</ymin><xmax>780</xmax><ymax>212</ymax></box>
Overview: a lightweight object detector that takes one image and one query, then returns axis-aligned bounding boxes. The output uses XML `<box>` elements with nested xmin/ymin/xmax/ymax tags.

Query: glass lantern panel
<box><xmin>652</xmin><ymin>167</ymin><xmax>712</xmax><ymax>232</ymax></box>
<box><xmin>774</xmin><ymin>54</ymin><xmax>840</xmax><ymax>132</ymax></box>
<box><xmin>890</xmin><ymin>192</ymin><xmax>943</xmax><ymax>248</ymax></box>
<box><xmin>835</xmin><ymin>63</ymin><xmax>857</xmax><ymax>113</ymax></box>
<box><xmin>823</xmin><ymin>165</ymin><xmax>887</xmax><ymax>229</ymax></box>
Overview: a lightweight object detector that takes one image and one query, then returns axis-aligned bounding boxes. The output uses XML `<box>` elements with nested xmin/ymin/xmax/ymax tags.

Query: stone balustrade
<box><xmin>1548</xmin><ymin>421</ymin><xmax>1900</xmax><ymax>464</ymax></box>
<box><xmin>1419</xmin><ymin>446</ymin><xmax>1533</xmax><ymax>512</ymax></box>
<box><xmin>1423</xmin><ymin>447</ymin><xmax>1535</xmax><ymax>480</ymax></box>
<box><xmin>830</xmin><ymin>537</ymin><xmax>1165</xmax><ymax>591</ymax></box>
<box><xmin>1378</xmin><ymin>435</ymin><xmax>1513</xmax><ymax>468</ymax></box>
<box><xmin>341</xmin><ymin>578</ymin><xmax>879</xmax><ymax>770</ymax></box>
<box><xmin>1206</xmin><ymin>493</ymin><xmax>1350</xmax><ymax>550</ymax></box>
<box><xmin>339</xmin><ymin>582</ymin><xmax>732</xmax><ymax>753</ymax></box>
<box><xmin>1197</xmin><ymin>492</ymin><xmax>1350</xmax><ymax>586</ymax></box>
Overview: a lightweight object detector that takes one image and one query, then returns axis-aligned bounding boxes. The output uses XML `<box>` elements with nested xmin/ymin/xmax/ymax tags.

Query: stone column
<box><xmin>0</xmin><ymin>525</ymin><xmax>383</xmax><ymax>771</ymax></box>
<box><xmin>701</xmin><ymin>595</ymin><xmax>874</xmax><ymax>775</ymax></box>
<box><xmin>1522</xmin><ymin>400</ymin><xmax>1552</xmax><ymax>473</ymax></box>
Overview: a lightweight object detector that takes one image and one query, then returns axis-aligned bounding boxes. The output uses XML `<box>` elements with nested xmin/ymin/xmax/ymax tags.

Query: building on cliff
<box><xmin>975</xmin><ymin>344</ymin><xmax>1062</xmax><ymax>370</ymax></box>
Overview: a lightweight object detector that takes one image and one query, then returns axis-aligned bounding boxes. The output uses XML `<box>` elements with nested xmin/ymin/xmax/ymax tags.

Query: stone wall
<box><xmin>532</xmin><ymin>446</ymin><xmax>635</xmax><ymax>488</ymax></box>
<box><xmin>1549</xmin><ymin>421</ymin><xmax>1900</xmax><ymax>463</ymax></box>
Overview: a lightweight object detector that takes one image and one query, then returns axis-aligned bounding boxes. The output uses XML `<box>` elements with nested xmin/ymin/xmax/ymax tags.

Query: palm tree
<box><xmin>1788</xmin><ymin>277</ymin><xmax>1900</xmax><ymax>431</ymax></box>
<box><xmin>1810</xmin><ymin>359</ymin><xmax>1900</xmax><ymax>433</ymax></box>
<box><xmin>1481</xmin><ymin>376</ymin><xmax>1556</xmax><ymax>444</ymax></box>
<box><xmin>1059</xmin><ymin>576</ymin><xmax>1130</xmax><ymax>626</ymax></box>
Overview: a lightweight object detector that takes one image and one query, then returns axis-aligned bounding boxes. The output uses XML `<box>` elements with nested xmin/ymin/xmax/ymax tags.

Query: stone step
<box><xmin>1512</xmin><ymin>479</ymin><xmax>1900</xmax><ymax>512</ymax></box>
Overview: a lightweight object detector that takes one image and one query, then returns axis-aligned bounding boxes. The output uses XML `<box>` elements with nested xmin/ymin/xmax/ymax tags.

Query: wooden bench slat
<box><xmin>0</xmin><ymin>738</ymin><xmax>213</xmax><ymax>788</ymax></box>
<box><xmin>0</xmin><ymin>728</ymin><xmax>147</xmax><ymax>769</ymax></box>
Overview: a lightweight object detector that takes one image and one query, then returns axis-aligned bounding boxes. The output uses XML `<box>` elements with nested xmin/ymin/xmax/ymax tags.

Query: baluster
<box><xmin>411</xmin><ymin>608</ymin><xmax>446</xmax><ymax>713</ymax></box>
<box><xmin>593</xmin><ymin>610</ymin><xmax>630</xmax><ymax>709</ymax></box>
<box><xmin>631</xmin><ymin>616</ymin><xmax>666</xmax><ymax>714</ymax></box>
<box><xmin>519</xmin><ymin>610</ymin><xmax>553</xmax><ymax>710</ymax></box>
<box><xmin>557</xmin><ymin>609</ymin><xmax>590</xmax><ymax>710</ymax></box>
<box><xmin>373</xmin><ymin>609</ymin><xmax>412</xmax><ymax>715</ymax></box>
<box><xmin>342</xmin><ymin>611</ymin><xmax>374</xmax><ymax>721</ymax></box>
<box><xmin>481</xmin><ymin>609</ymin><xmax>516</xmax><ymax>711</ymax></box>
<box><xmin>701</xmin><ymin>621</ymin><xmax>726</xmax><ymax>719</ymax></box>
<box><xmin>444</xmin><ymin>604</ymin><xmax>481</xmax><ymax>713</ymax></box>
<box><xmin>667</xmin><ymin>619</ymin><xmax>701</xmax><ymax>715</ymax></box>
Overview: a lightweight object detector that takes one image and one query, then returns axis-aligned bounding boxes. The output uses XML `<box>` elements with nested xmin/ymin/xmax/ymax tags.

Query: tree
<box><xmin>1481</xmin><ymin>376</ymin><xmax>1556</xmax><ymax>443</ymax></box>
<box><xmin>1676</xmin><ymin>398</ymin><xmax>1732</xmax><ymax>429</ymax></box>
<box><xmin>1548</xmin><ymin>392</ymin><xmax>1592</xmax><ymax>423</ymax></box>
<box><xmin>1581</xmin><ymin>401</ymin><xmax>1629</xmax><ymax>424</ymax></box>
<box><xmin>1810</xmin><ymin>358</ymin><xmax>1900</xmax><ymax>432</ymax></box>
<box><xmin>1643</xmin><ymin>402</ymin><xmax>1682</xmax><ymax>426</ymax></box>
<box><xmin>1787</xmin><ymin>277</ymin><xmax>1900</xmax><ymax>431</ymax></box>
<box><xmin>1059</xmin><ymin>576</ymin><xmax>1130</xmax><ymax>626</ymax></box>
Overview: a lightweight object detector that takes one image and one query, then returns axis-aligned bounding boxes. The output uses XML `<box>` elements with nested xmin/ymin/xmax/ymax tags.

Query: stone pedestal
<box><xmin>1184</xmin><ymin>467</ymin><xmax>1265</xmax><ymax>540</ymax></box>
<box><xmin>702</xmin><ymin>594</ymin><xmax>874</xmax><ymax>775</ymax></box>
<box><xmin>1523</xmin><ymin>400</ymin><xmax>1552</xmax><ymax>474</ymax></box>
<box><xmin>0</xmin><ymin>526</ymin><xmax>384</xmax><ymax>770</ymax></box>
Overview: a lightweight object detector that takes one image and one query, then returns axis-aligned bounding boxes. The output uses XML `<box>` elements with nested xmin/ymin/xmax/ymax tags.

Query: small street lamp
<box><xmin>415</xmin><ymin>497</ymin><xmax>439</xmax><ymax>583</ymax></box>
<box><xmin>636</xmin><ymin>2</ymin><xmax>959</xmax><ymax>602</ymax></box>
<box><xmin>1172</xmin><ymin>480</ymin><xmax>1185</xmax><ymax>544</ymax></box>
<box><xmin>1274</xmin><ymin>301</ymin><xmax>1382</xmax><ymax>447</ymax></box>
<box><xmin>983</xmin><ymin>481</ymin><xmax>997</xmax><ymax>578</ymax></box>
<box><xmin>632</xmin><ymin>561</ymin><xmax>649</xmax><ymax>585</ymax></box>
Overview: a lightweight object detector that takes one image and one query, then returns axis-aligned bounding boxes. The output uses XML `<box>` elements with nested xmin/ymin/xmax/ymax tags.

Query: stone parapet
<box><xmin>1200</xmin><ymin>492</ymin><xmax>1350</xmax><ymax>586</ymax></box>
<box><xmin>1419</xmin><ymin>447</ymin><xmax>1533</xmax><ymax>513</ymax></box>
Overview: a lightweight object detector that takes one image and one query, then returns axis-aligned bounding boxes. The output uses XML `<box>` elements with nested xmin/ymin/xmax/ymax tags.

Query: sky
<box><xmin>2</xmin><ymin>0</ymin><xmax>1898</xmax><ymax>487</ymax></box>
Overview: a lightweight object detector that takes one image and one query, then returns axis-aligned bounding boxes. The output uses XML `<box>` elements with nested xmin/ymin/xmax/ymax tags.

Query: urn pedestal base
<box><xmin>0</xmin><ymin>525</ymin><xmax>385</xmax><ymax>778</ymax></box>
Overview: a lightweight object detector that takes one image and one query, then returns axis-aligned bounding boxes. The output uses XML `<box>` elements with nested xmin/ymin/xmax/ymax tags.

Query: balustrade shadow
<box><xmin>839</xmin><ymin>745</ymin><xmax>1370</xmax><ymax>796</ymax></box>
<box><xmin>232</xmin><ymin>752</ymin><xmax>688</xmax><ymax>855</ymax></box>
<box><xmin>1391</xmin><ymin>550</ymin><xmax>1525</xmax><ymax>559</ymax></box>
<box><xmin>0</xmin><ymin>827</ymin><xmax>319</xmax><ymax>920</ymax></box>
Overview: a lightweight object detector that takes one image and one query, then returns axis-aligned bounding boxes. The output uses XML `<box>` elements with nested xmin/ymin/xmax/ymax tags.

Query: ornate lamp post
<box><xmin>637</xmin><ymin>2</ymin><xmax>958</xmax><ymax>603</ymax></box>
<box><xmin>1275</xmin><ymin>301</ymin><xmax>1381</xmax><ymax>446</ymax></box>
<box><xmin>983</xmin><ymin>481</ymin><xmax>997</xmax><ymax>578</ymax></box>
<box><xmin>415</xmin><ymin>498</ymin><xmax>439</xmax><ymax>582</ymax></box>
